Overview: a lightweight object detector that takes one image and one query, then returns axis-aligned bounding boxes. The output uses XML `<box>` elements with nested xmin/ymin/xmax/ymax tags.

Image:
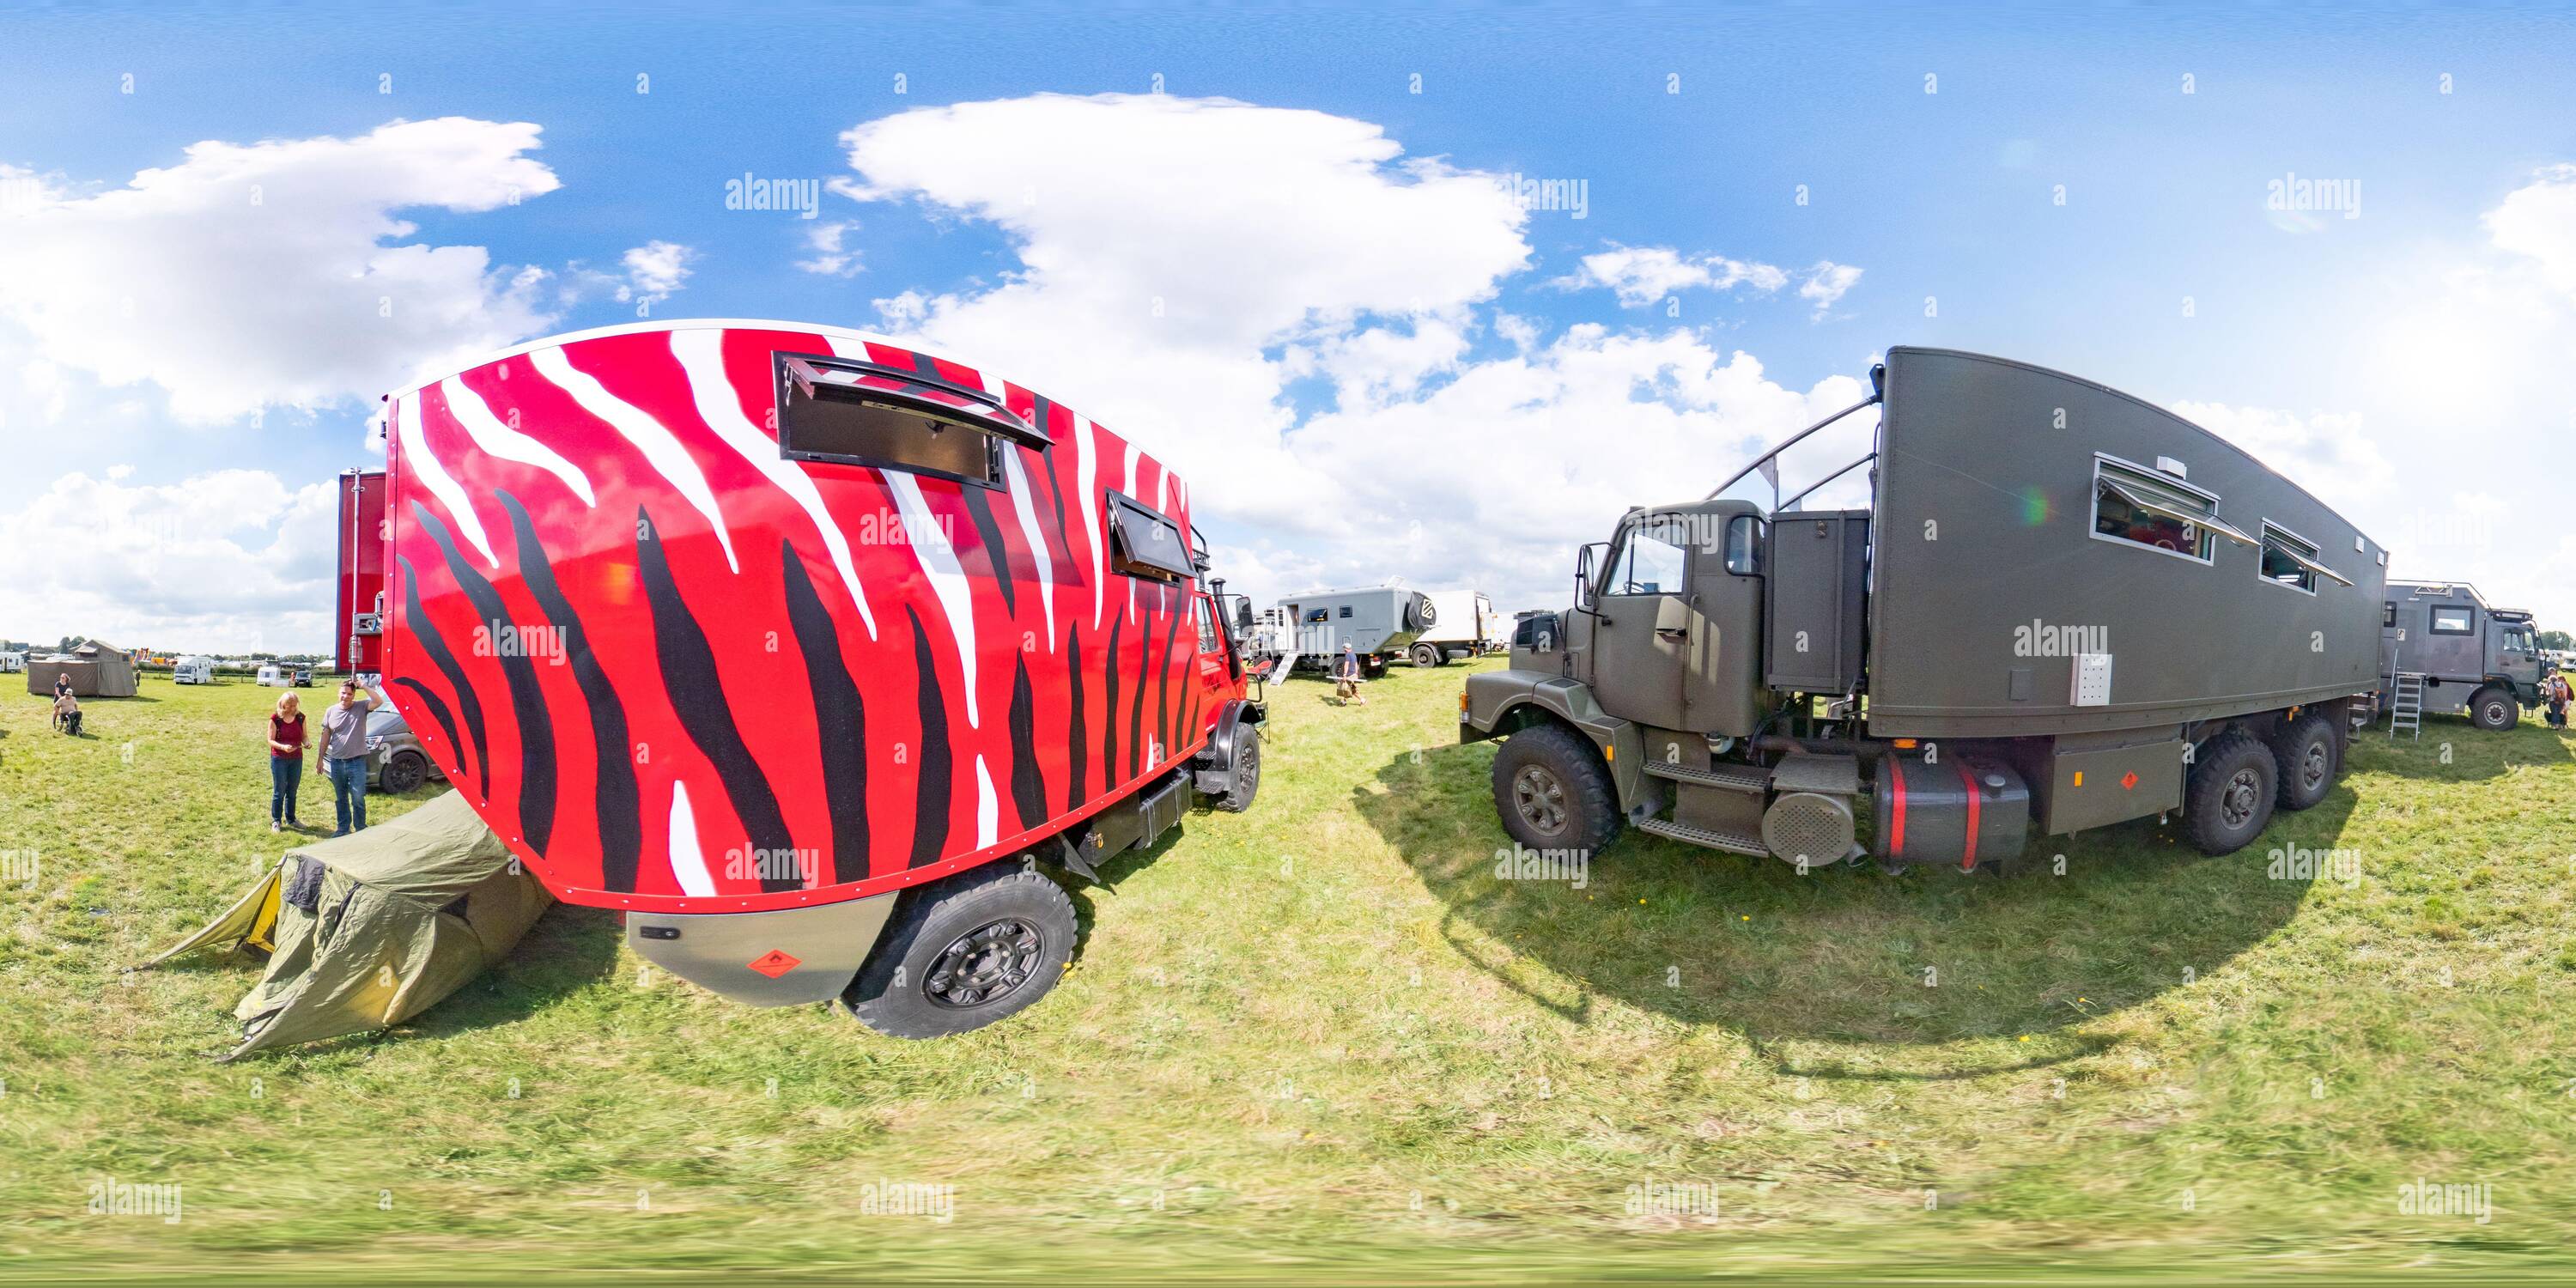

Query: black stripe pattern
<box><xmin>780</xmin><ymin>539</ymin><xmax>870</xmax><ymax>884</ymax></box>
<box><xmin>414</xmin><ymin>502</ymin><xmax>556</xmax><ymax>850</ymax></box>
<box><xmin>906</xmin><ymin>606</ymin><xmax>953</xmax><ymax>869</ymax></box>
<box><xmin>398</xmin><ymin>553</ymin><xmax>489</xmax><ymax>798</ymax></box>
<box><xmin>496</xmin><ymin>490</ymin><xmax>641</xmax><ymax>892</ymax></box>
<box><xmin>633</xmin><ymin>507</ymin><xmax>799</xmax><ymax>894</ymax></box>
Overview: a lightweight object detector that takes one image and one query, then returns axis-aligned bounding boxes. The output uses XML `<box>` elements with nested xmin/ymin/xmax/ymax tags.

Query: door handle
<box><xmin>1656</xmin><ymin>627</ymin><xmax>1687</xmax><ymax>641</ymax></box>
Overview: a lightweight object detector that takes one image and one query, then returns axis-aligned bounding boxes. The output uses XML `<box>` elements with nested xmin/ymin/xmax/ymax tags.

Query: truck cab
<box><xmin>2381</xmin><ymin>581</ymin><xmax>2544</xmax><ymax>729</ymax></box>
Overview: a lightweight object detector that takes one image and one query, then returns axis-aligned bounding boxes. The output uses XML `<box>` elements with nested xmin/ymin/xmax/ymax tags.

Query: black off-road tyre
<box><xmin>1491</xmin><ymin>723</ymin><xmax>1623</xmax><ymax>855</ymax></box>
<box><xmin>2268</xmin><ymin>710</ymin><xmax>2338</xmax><ymax>811</ymax></box>
<box><xmin>1213</xmin><ymin>722</ymin><xmax>1261</xmax><ymax>812</ymax></box>
<box><xmin>381</xmin><ymin>750</ymin><xmax>428</xmax><ymax>794</ymax></box>
<box><xmin>845</xmin><ymin>865</ymin><xmax>1078</xmax><ymax>1039</ymax></box>
<box><xmin>2470</xmin><ymin>686</ymin><xmax>2519</xmax><ymax>731</ymax></box>
<box><xmin>1410</xmin><ymin>642</ymin><xmax>1446</xmax><ymax>668</ymax></box>
<box><xmin>2185</xmin><ymin>728</ymin><xmax>2277</xmax><ymax>856</ymax></box>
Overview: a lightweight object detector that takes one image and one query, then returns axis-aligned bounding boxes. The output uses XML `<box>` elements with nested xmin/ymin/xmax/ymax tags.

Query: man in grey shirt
<box><xmin>320</xmin><ymin>679</ymin><xmax>382</xmax><ymax>835</ymax></box>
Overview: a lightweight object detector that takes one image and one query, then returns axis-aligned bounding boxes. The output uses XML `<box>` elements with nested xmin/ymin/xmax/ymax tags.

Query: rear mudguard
<box><xmin>628</xmin><ymin>892</ymin><xmax>899</xmax><ymax>1005</ymax></box>
<box><xmin>1460</xmin><ymin>668</ymin><xmax>1644</xmax><ymax>808</ymax></box>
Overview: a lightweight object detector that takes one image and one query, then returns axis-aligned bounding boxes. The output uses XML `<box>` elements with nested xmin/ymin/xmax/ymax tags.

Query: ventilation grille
<box><xmin>1763</xmin><ymin>792</ymin><xmax>1855</xmax><ymax>866</ymax></box>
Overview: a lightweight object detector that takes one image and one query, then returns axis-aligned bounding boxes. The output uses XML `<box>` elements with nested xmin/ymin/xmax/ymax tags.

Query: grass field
<box><xmin>2</xmin><ymin>661</ymin><xmax>2572</xmax><ymax>1283</ymax></box>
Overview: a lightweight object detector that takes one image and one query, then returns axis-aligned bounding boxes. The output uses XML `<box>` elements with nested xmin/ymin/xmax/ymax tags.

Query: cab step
<box><xmin>1642</xmin><ymin>761</ymin><xmax>1770</xmax><ymax>793</ymax></box>
<box><xmin>1637</xmin><ymin>816</ymin><xmax>1770</xmax><ymax>857</ymax></box>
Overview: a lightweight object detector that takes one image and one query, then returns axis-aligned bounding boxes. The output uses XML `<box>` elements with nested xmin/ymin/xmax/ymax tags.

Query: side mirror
<box><xmin>1574</xmin><ymin>542</ymin><xmax>1607</xmax><ymax>611</ymax></box>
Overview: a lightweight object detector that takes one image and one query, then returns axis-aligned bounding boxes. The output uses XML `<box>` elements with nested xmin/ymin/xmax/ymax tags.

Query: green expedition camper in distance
<box><xmin>1462</xmin><ymin>347</ymin><xmax>2388</xmax><ymax>872</ymax></box>
<box><xmin>2379</xmin><ymin>580</ymin><xmax>2544</xmax><ymax>730</ymax></box>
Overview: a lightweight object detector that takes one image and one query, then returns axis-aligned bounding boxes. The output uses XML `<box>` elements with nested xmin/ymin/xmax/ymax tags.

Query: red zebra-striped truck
<box><xmin>357</xmin><ymin>319</ymin><xmax>1267</xmax><ymax>1036</ymax></box>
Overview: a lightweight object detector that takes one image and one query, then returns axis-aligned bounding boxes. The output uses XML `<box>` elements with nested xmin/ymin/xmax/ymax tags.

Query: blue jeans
<box><xmin>270</xmin><ymin>756</ymin><xmax>303</xmax><ymax>824</ymax></box>
<box><xmin>326</xmin><ymin>756</ymin><xmax>368</xmax><ymax>834</ymax></box>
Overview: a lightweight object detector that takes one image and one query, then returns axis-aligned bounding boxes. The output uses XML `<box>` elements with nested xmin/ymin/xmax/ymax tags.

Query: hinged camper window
<box><xmin>1105</xmin><ymin>490</ymin><xmax>1194</xmax><ymax>580</ymax></box>
<box><xmin>2383</xmin><ymin>602</ymin><xmax>2397</xmax><ymax>628</ymax></box>
<box><xmin>2257</xmin><ymin>521</ymin><xmax>2348</xmax><ymax>593</ymax></box>
<box><xmin>2090</xmin><ymin>456</ymin><xmax>2254</xmax><ymax>564</ymax></box>
<box><xmin>775</xmin><ymin>352</ymin><xmax>1044</xmax><ymax>489</ymax></box>
<box><xmin>2430</xmin><ymin>606</ymin><xmax>2475</xmax><ymax>635</ymax></box>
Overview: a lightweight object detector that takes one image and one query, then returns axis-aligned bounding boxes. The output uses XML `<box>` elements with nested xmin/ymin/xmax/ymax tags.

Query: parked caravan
<box><xmin>2379</xmin><ymin>580</ymin><xmax>2543</xmax><ymax>731</ymax></box>
<box><xmin>255</xmin><ymin>665</ymin><xmax>288</xmax><ymax>687</ymax></box>
<box><xmin>172</xmin><ymin>656</ymin><xmax>216</xmax><ymax>684</ymax></box>
<box><xmin>369</xmin><ymin>319</ymin><xmax>1267</xmax><ymax>1036</ymax></box>
<box><xmin>337</xmin><ymin>469</ymin><xmax>390</xmax><ymax>677</ymax></box>
<box><xmin>0</xmin><ymin>651</ymin><xmax>23</xmax><ymax>673</ymax></box>
<box><xmin>1263</xmin><ymin>586</ymin><xmax>1437</xmax><ymax>677</ymax></box>
<box><xmin>1463</xmin><ymin>347</ymin><xmax>2387</xmax><ymax>870</ymax></box>
<box><xmin>1407</xmin><ymin>590</ymin><xmax>1502</xmax><ymax>666</ymax></box>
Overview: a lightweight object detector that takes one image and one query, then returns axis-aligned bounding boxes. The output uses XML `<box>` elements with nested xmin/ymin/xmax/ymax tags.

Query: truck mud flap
<box><xmin>627</xmin><ymin>894</ymin><xmax>898</xmax><ymax>1006</ymax></box>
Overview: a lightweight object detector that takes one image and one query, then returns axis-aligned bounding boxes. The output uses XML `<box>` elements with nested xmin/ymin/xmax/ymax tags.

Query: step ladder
<box><xmin>2388</xmin><ymin>671</ymin><xmax>2425</xmax><ymax>741</ymax></box>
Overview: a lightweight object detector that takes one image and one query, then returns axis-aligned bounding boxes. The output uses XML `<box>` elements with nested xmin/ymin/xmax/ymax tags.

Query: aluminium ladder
<box><xmin>2388</xmin><ymin>671</ymin><xmax>2425</xmax><ymax>741</ymax></box>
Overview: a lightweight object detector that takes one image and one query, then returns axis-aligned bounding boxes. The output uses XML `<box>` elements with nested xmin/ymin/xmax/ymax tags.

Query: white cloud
<box><xmin>796</xmin><ymin>220</ymin><xmax>863</xmax><ymax>276</ymax></box>
<box><xmin>830</xmin><ymin>94</ymin><xmax>1868</xmax><ymax>608</ymax></box>
<box><xmin>617</xmin><ymin>240</ymin><xmax>695</xmax><ymax>305</ymax></box>
<box><xmin>0</xmin><ymin>118</ymin><xmax>564</xmax><ymax>424</ymax></box>
<box><xmin>1798</xmin><ymin>261</ymin><xmax>1864</xmax><ymax>316</ymax></box>
<box><xmin>2168</xmin><ymin>401</ymin><xmax>2394</xmax><ymax>506</ymax></box>
<box><xmin>1556</xmin><ymin>244</ymin><xmax>1792</xmax><ymax>307</ymax></box>
<box><xmin>0</xmin><ymin>469</ymin><xmax>337</xmax><ymax>653</ymax></box>
<box><xmin>2483</xmin><ymin>163</ymin><xmax>2576</xmax><ymax>300</ymax></box>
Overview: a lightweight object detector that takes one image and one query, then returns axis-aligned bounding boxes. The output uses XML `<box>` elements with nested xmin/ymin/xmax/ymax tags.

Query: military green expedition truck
<box><xmin>2379</xmin><ymin>580</ymin><xmax>2543</xmax><ymax>731</ymax></box>
<box><xmin>1461</xmin><ymin>348</ymin><xmax>2389</xmax><ymax>871</ymax></box>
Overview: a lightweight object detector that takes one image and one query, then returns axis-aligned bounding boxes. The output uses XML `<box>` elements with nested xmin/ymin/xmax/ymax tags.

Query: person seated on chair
<box><xmin>53</xmin><ymin>690</ymin><xmax>81</xmax><ymax>736</ymax></box>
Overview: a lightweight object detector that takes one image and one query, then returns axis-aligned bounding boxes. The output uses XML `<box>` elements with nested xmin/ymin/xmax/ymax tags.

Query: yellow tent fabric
<box><xmin>142</xmin><ymin>792</ymin><xmax>553</xmax><ymax>1060</ymax></box>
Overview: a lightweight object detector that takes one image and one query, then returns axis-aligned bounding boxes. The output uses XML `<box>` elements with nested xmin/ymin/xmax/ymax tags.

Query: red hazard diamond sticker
<box><xmin>747</xmin><ymin>950</ymin><xmax>801</xmax><ymax>978</ymax></box>
<box><xmin>2120</xmin><ymin>771</ymin><xmax>2140</xmax><ymax>790</ymax></box>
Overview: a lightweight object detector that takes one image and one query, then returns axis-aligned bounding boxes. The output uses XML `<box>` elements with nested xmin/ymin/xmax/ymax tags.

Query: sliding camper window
<box><xmin>1105</xmin><ymin>490</ymin><xmax>1195</xmax><ymax>580</ymax></box>
<box><xmin>2091</xmin><ymin>457</ymin><xmax>2243</xmax><ymax>564</ymax></box>
<box><xmin>2384</xmin><ymin>602</ymin><xmax>2397</xmax><ymax>628</ymax></box>
<box><xmin>2430</xmin><ymin>606</ymin><xmax>2475</xmax><ymax>635</ymax></box>
<box><xmin>2259</xmin><ymin>522</ymin><xmax>2320</xmax><ymax>594</ymax></box>
<box><xmin>775</xmin><ymin>352</ymin><xmax>1039</xmax><ymax>489</ymax></box>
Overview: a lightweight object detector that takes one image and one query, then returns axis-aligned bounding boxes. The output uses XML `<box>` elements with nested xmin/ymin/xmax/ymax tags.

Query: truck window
<box><xmin>1104</xmin><ymin>490</ymin><xmax>1195</xmax><ymax>580</ymax></box>
<box><xmin>1339</xmin><ymin>605</ymin><xmax>1352</xmax><ymax>618</ymax></box>
<box><xmin>1607</xmin><ymin>519</ymin><xmax>1689</xmax><ymax>596</ymax></box>
<box><xmin>1723</xmin><ymin>514</ymin><xmax>1763</xmax><ymax>575</ymax></box>
<box><xmin>2258</xmin><ymin>522</ymin><xmax>2319</xmax><ymax>593</ymax></box>
<box><xmin>1195</xmin><ymin>596</ymin><xmax>1218</xmax><ymax>653</ymax></box>
<box><xmin>775</xmin><ymin>353</ymin><xmax>1025</xmax><ymax>488</ymax></box>
<box><xmin>2430</xmin><ymin>606</ymin><xmax>2475</xmax><ymax>635</ymax></box>
<box><xmin>2092</xmin><ymin>459</ymin><xmax>2221</xmax><ymax>562</ymax></box>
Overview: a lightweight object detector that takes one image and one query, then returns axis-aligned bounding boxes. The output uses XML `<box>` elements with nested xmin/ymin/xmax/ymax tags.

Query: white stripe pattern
<box><xmin>668</xmin><ymin>780</ymin><xmax>717</xmax><ymax>897</ymax></box>
<box><xmin>668</xmin><ymin>330</ymin><xmax>878</xmax><ymax>640</ymax></box>
<box><xmin>529</xmin><ymin>344</ymin><xmax>738</xmax><ymax>573</ymax></box>
<box><xmin>885</xmin><ymin>473</ymin><xmax>981</xmax><ymax>729</ymax></box>
<box><xmin>1076</xmin><ymin>418</ymin><xmax>1103</xmax><ymax>629</ymax></box>
<box><xmin>974</xmin><ymin>756</ymin><xmax>999</xmax><ymax>849</ymax></box>
<box><xmin>393</xmin><ymin>391</ymin><xmax>499</xmax><ymax>568</ymax></box>
<box><xmin>1000</xmin><ymin>447</ymin><xmax>1056</xmax><ymax>652</ymax></box>
<box><xmin>439</xmin><ymin>376</ymin><xmax>596</xmax><ymax>507</ymax></box>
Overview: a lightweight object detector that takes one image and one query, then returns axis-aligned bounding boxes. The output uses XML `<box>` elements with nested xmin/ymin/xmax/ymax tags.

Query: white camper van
<box><xmin>1407</xmin><ymin>590</ymin><xmax>1503</xmax><ymax>666</ymax></box>
<box><xmin>172</xmin><ymin>656</ymin><xmax>216</xmax><ymax>684</ymax></box>
<box><xmin>255</xmin><ymin>665</ymin><xmax>287</xmax><ymax>687</ymax></box>
<box><xmin>0</xmin><ymin>651</ymin><xmax>24</xmax><ymax>674</ymax></box>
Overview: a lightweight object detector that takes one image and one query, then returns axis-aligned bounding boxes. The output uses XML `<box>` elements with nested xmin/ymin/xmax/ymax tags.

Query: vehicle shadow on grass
<box><xmin>370</xmin><ymin>902</ymin><xmax>625</xmax><ymax>1046</ymax></box>
<box><xmin>1059</xmin><ymin>821</ymin><xmax>1194</xmax><ymax>963</ymax></box>
<box><xmin>1357</xmin><ymin>743</ymin><xmax>2350</xmax><ymax>1079</ymax></box>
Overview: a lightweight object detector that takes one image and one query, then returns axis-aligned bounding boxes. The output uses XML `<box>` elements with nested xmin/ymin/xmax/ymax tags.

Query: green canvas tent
<box><xmin>143</xmin><ymin>792</ymin><xmax>551</xmax><ymax>1060</ymax></box>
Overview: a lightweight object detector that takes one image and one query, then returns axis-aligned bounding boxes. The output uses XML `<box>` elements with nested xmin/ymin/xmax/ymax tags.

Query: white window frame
<box><xmin>2256</xmin><ymin>519</ymin><xmax>2350</xmax><ymax>595</ymax></box>
<box><xmin>2087</xmin><ymin>453</ymin><xmax>2255</xmax><ymax>567</ymax></box>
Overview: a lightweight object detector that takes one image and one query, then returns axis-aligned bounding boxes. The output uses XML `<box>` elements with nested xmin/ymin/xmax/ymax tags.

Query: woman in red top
<box><xmin>268</xmin><ymin>691</ymin><xmax>308</xmax><ymax>832</ymax></box>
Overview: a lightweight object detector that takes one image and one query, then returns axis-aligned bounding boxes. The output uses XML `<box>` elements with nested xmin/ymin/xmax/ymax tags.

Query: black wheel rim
<box><xmin>2300</xmin><ymin>741</ymin><xmax>2329</xmax><ymax>793</ymax></box>
<box><xmin>924</xmin><ymin>918</ymin><xmax>1044</xmax><ymax>1009</ymax></box>
<box><xmin>2221</xmin><ymin>768</ymin><xmax>2263</xmax><ymax>829</ymax></box>
<box><xmin>1512</xmin><ymin>764</ymin><xmax>1569</xmax><ymax>836</ymax></box>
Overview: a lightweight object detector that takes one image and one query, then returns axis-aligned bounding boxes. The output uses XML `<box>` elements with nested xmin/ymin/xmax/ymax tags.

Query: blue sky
<box><xmin>3</xmin><ymin>5</ymin><xmax>2573</xmax><ymax>651</ymax></box>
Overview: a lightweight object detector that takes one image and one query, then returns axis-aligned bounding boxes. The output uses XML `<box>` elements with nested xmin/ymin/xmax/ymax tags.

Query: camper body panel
<box><xmin>1413</xmin><ymin>590</ymin><xmax>1499</xmax><ymax>659</ymax></box>
<box><xmin>1273</xmin><ymin>586</ymin><xmax>1433</xmax><ymax>667</ymax></box>
<box><xmin>337</xmin><ymin>470</ymin><xmax>390</xmax><ymax>677</ymax></box>
<box><xmin>379</xmin><ymin>319</ymin><xmax>1252</xmax><ymax>917</ymax></box>
<box><xmin>1866</xmin><ymin>348</ymin><xmax>2385</xmax><ymax>740</ymax></box>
